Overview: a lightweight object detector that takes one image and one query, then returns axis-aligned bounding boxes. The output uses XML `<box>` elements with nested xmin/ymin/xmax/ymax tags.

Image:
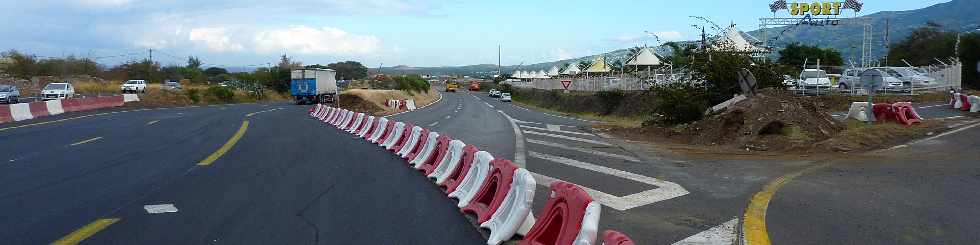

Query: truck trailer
<box><xmin>290</xmin><ymin>68</ymin><xmax>338</xmax><ymax>105</ymax></box>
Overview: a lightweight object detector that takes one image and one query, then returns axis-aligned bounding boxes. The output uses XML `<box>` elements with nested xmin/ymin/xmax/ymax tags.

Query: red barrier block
<box><xmin>442</xmin><ymin>145</ymin><xmax>479</xmax><ymax>194</ymax></box>
<box><xmin>28</xmin><ymin>102</ymin><xmax>50</xmax><ymax>117</ymax></box>
<box><xmin>60</xmin><ymin>98</ymin><xmax>81</xmax><ymax>112</ymax></box>
<box><xmin>961</xmin><ymin>94</ymin><xmax>972</xmax><ymax>112</ymax></box>
<box><xmin>376</xmin><ymin>120</ymin><xmax>397</xmax><ymax>144</ymax></box>
<box><xmin>390</xmin><ymin>124</ymin><xmax>416</xmax><ymax>152</ymax></box>
<box><xmin>872</xmin><ymin>103</ymin><xmax>896</xmax><ymax>122</ymax></box>
<box><xmin>352</xmin><ymin>115</ymin><xmax>369</xmax><ymax>133</ymax></box>
<box><xmin>362</xmin><ymin>118</ymin><xmax>381</xmax><ymax>139</ymax></box>
<box><xmin>404</xmin><ymin>129</ymin><xmax>431</xmax><ymax>160</ymax></box>
<box><xmin>462</xmin><ymin>158</ymin><xmax>519</xmax><ymax>224</ymax></box>
<box><xmin>893</xmin><ymin>102</ymin><xmax>922</xmax><ymax>126</ymax></box>
<box><xmin>418</xmin><ymin>136</ymin><xmax>451</xmax><ymax>175</ymax></box>
<box><xmin>519</xmin><ymin>182</ymin><xmax>596</xmax><ymax>245</ymax></box>
<box><xmin>0</xmin><ymin>105</ymin><xmax>12</xmax><ymax>123</ymax></box>
<box><xmin>602</xmin><ymin>230</ymin><xmax>636</xmax><ymax>245</ymax></box>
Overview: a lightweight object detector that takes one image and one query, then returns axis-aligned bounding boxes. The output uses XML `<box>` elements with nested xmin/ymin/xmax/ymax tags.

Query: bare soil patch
<box><xmin>339</xmin><ymin>89</ymin><xmax>439</xmax><ymax>116</ymax></box>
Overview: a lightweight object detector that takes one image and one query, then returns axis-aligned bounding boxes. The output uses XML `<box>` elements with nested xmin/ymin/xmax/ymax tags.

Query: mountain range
<box><xmin>373</xmin><ymin>0</ymin><xmax>979</xmax><ymax>76</ymax></box>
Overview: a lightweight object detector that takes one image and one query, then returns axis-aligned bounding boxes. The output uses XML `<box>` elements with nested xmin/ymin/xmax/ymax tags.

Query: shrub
<box><xmin>204</xmin><ymin>86</ymin><xmax>235</xmax><ymax>103</ymax></box>
<box><xmin>185</xmin><ymin>88</ymin><xmax>201</xmax><ymax>103</ymax></box>
<box><xmin>594</xmin><ymin>90</ymin><xmax>626</xmax><ymax>115</ymax></box>
<box><xmin>650</xmin><ymin>82</ymin><xmax>710</xmax><ymax>125</ymax></box>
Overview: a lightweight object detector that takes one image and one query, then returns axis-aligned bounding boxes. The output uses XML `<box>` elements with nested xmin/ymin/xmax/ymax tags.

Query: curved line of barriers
<box><xmin>310</xmin><ymin>104</ymin><xmax>636</xmax><ymax>245</ymax></box>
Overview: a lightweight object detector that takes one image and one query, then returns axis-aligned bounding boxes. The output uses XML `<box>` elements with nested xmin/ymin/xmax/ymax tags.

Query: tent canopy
<box><xmin>584</xmin><ymin>56</ymin><xmax>612</xmax><ymax>73</ymax></box>
<box><xmin>562</xmin><ymin>64</ymin><xmax>581</xmax><ymax>75</ymax></box>
<box><xmin>626</xmin><ymin>47</ymin><xmax>662</xmax><ymax>66</ymax></box>
<box><xmin>713</xmin><ymin>25</ymin><xmax>766</xmax><ymax>53</ymax></box>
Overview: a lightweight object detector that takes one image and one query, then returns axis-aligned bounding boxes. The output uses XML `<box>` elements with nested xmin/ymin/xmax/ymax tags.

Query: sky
<box><xmin>0</xmin><ymin>0</ymin><xmax>951</xmax><ymax>69</ymax></box>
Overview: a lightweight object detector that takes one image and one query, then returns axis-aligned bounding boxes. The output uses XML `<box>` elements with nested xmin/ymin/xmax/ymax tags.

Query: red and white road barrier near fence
<box><xmin>387</xmin><ymin>99</ymin><xmax>417</xmax><ymax>111</ymax></box>
<box><xmin>0</xmin><ymin>94</ymin><xmax>138</xmax><ymax>124</ymax></box>
<box><xmin>310</xmin><ymin>104</ymin><xmax>635</xmax><ymax>245</ymax></box>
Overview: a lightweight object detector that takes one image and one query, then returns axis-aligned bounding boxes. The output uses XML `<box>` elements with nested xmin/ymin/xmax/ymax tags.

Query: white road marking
<box><xmin>445</xmin><ymin>115</ymin><xmax>451</xmax><ymax>119</ymax></box>
<box><xmin>498</xmin><ymin>110</ymin><xmax>527</xmax><ymax>168</ymax></box>
<box><xmin>485</xmin><ymin>102</ymin><xmax>495</xmax><ymax>108</ymax></box>
<box><xmin>671</xmin><ymin>218</ymin><xmax>738</xmax><ymax>245</ymax></box>
<box><xmin>144</xmin><ymin>204</ymin><xmax>178</xmax><ymax>214</ymax></box>
<box><xmin>918</xmin><ymin>104</ymin><xmax>948</xmax><ymax>109</ymax></box>
<box><xmin>428</xmin><ymin>122</ymin><xmax>439</xmax><ymax>127</ymax></box>
<box><xmin>520</xmin><ymin>125</ymin><xmax>594</xmax><ymax>137</ymax></box>
<box><xmin>937</xmin><ymin>115</ymin><xmax>965</xmax><ymax>120</ymax></box>
<box><xmin>526</xmin><ymin>139</ymin><xmax>639</xmax><ymax>162</ymax></box>
<box><xmin>546</xmin><ymin>124</ymin><xmax>561</xmax><ymax>131</ymax></box>
<box><xmin>523</xmin><ymin>130</ymin><xmax>611</xmax><ymax>146</ymax></box>
<box><xmin>889</xmin><ymin>120</ymin><xmax>980</xmax><ymax>150</ymax></box>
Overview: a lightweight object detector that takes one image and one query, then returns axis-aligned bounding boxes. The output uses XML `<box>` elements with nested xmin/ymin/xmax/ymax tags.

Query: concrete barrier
<box><xmin>409</xmin><ymin>132</ymin><xmax>440</xmax><ymax>166</ymax></box>
<box><xmin>970</xmin><ymin>96</ymin><xmax>980</xmax><ymax>113</ymax></box>
<box><xmin>846</xmin><ymin>102</ymin><xmax>871</xmax><ymax>122</ymax></box>
<box><xmin>357</xmin><ymin>116</ymin><xmax>377</xmax><ymax>138</ymax></box>
<box><xmin>0</xmin><ymin>95</ymin><xmax>131</xmax><ymax>124</ymax></box>
<box><xmin>396</xmin><ymin>126</ymin><xmax>424</xmax><ymax>158</ymax></box>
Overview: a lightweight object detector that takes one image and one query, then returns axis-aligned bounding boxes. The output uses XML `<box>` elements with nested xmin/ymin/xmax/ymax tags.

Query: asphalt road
<box><xmin>0</xmin><ymin>103</ymin><xmax>483</xmax><ymax>244</ymax></box>
<box><xmin>3</xmin><ymin>91</ymin><xmax>978</xmax><ymax>245</ymax></box>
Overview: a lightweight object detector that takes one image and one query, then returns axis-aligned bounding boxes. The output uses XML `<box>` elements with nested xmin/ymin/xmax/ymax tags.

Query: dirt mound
<box><xmin>339</xmin><ymin>89</ymin><xmax>439</xmax><ymax>116</ymax></box>
<box><xmin>338</xmin><ymin>93</ymin><xmax>387</xmax><ymax>115</ymax></box>
<box><xmin>683</xmin><ymin>88</ymin><xmax>844</xmax><ymax>151</ymax></box>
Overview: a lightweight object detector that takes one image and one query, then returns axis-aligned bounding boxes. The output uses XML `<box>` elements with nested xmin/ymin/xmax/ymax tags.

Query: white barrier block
<box><xmin>481</xmin><ymin>168</ymin><xmax>537</xmax><ymax>245</ymax></box>
<box><xmin>382</xmin><ymin>122</ymin><xmax>405</xmax><ymax>148</ymax></box>
<box><xmin>320</xmin><ymin>107</ymin><xmax>334</xmax><ymax>121</ymax></box>
<box><xmin>10</xmin><ymin>103</ymin><xmax>33</xmax><ymax>121</ymax></box>
<box><xmin>368</xmin><ymin>117</ymin><xmax>390</xmax><ymax>143</ymax></box>
<box><xmin>410</xmin><ymin>132</ymin><xmax>440</xmax><ymax>166</ymax></box>
<box><xmin>347</xmin><ymin>113</ymin><xmax>365</xmax><ymax>132</ymax></box>
<box><xmin>450</xmin><ymin>151</ymin><xmax>493</xmax><ymax>208</ymax></box>
<box><xmin>123</xmin><ymin>94</ymin><xmax>140</xmax><ymax>102</ymax></box>
<box><xmin>405</xmin><ymin>100</ymin><xmax>417</xmax><ymax>110</ymax></box>
<box><xmin>45</xmin><ymin>100</ymin><xmax>64</xmax><ymax>116</ymax></box>
<box><xmin>954</xmin><ymin>93</ymin><xmax>963</xmax><ymax>109</ymax></box>
<box><xmin>358</xmin><ymin>116</ymin><xmax>376</xmax><ymax>137</ymax></box>
<box><xmin>969</xmin><ymin>96</ymin><xmax>980</xmax><ymax>113</ymax></box>
<box><xmin>328</xmin><ymin>109</ymin><xmax>342</xmax><ymax>124</ymax></box>
<box><xmin>846</xmin><ymin>102</ymin><xmax>871</xmax><ymax>122</ymax></box>
<box><xmin>397</xmin><ymin>126</ymin><xmax>424</xmax><ymax>158</ymax></box>
<box><xmin>334</xmin><ymin>110</ymin><xmax>349</xmax><ymax>125</ymax></box>
<box><xmin>429</xmin><ymin>140</ymin><xmax>466</xmax><ymax>183</ymax></box>
<box><xmin>573</xmin><ymin>202</ymin><xmax>601</xmax><ymax>245</ymax></box>
<box><xmin>340</xmin><ymin>111</ymin><xmax>354</xmax><ymax>128</ymax></box>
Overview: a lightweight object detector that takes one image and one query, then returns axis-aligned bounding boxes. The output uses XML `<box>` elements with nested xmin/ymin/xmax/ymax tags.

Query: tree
<box><xmin>2</xmin><ymin>50</ymin><xmax>39</xmax><ymax>79</ymax></box>
<box><xmin>327</xmin><ymin>61</ymin><xmax>368</xmax><ymax>80</ymax></box>
<box><xmin>886</xmin><ymin>26</ymin><xmax>956</xmax><ymax>67</ymax></box>
<box><xmin>777</xmin><ymin>42</ymin><xmax>843</xmax><ymax>71</ymax></box>
<box><xmin>186</xmin><ymin>56</ymin><xmax>202</xmax><ymax>70</ymax></box>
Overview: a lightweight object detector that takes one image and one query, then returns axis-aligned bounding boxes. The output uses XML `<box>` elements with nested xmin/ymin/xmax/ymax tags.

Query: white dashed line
<box><xmin>519</xmin><ymin>125</ymin><xmax>594</xmax><ymax>137</ymax></box>
<box><xmin>428</xmin><ymin>122</ymin><xmax>439</xmax><ymax>127</ymax></box>
<box><xmin>523</xmin><ymin>130</ymin><xmax>612</xmax><ymax>146</ymax></box>
<box><xmin>526</xmin><ymin>139</ymin><xmax>639</xmax><ymax>162</ymax></box>
<box><xmin>144</xmin><ymin>204</ymin><xmax>178</xmax><ymax>214</ymax></box>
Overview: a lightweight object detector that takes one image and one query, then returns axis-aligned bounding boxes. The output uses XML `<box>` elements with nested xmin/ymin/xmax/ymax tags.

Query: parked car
<box><xmin>489</xmin><ymin>89</ymin><xmax>500</xmax><ymax>97</ymax></box>
<box><xmin>42</xmin><ymin>83</ymin><xmax>75</xmax><ymax>101</ymax></box>
<box><xmin>0</xmin><ymin>85</ymin><xmax>20</xmax><ymax>104</ymax></box>
<box><xmin>121</xmin><ymin>80</ymin><xmax>147</xmax><ymax>93</ymax></box>
<box><xmin>499</xmin><ymin>92</ymin><xmax>512</xmax><ymax>102</ymax></box>
<box><xmin>798</xmin><ymin>69</ymin><xmax>832</xmax><ymax>91</ymax></box>
<box><xmin>890</xmin><ymin>67</ymin><xmax>936</xmax><ymax>87</ymax></box>
<box><xmin>838</xmin><ymin>68</ymin><xmax>909</xmax><ymax>92</ymax></box>
<box><xmin>163</xmin><ymin>80</ymin><xmax>182</xmax><ymax>90</ymax></box>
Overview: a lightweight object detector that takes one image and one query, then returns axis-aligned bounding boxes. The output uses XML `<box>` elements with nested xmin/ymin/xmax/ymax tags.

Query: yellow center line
<box><xmin>198</xmin><ymin>120</ymin><xmax>249</xmax><ymax>166</ymax></box>
<box><xmin>146</xmin><ymin>120</ymin><xmax>160</xmax><ymax>125</ymax></box>
<box><xmin>70</xmin><ymin>137</ymin><xmax>103</xmax><ymax>146</ymax></box>
<box><xmin>245</xmin><ymin>108</ymin><xmax>283</xmax><ymax>117</ymax></box>
<box><xmin>742</xmin><ymin>164</ymin><xmax>828</xmax><ymax>245</ymax></box>
<box><xmin>51</xmin><ymin>218</ymin><xmax>120</xmax><ymax>245</ymax></box>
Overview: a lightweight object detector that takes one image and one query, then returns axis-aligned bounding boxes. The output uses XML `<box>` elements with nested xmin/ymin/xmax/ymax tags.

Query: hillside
<box><xmin>375</xmin><ymin>0</ymin><xmax>978</xmax><ymax>76</ymax></box>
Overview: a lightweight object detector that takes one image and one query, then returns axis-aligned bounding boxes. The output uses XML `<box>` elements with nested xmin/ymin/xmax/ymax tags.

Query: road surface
<box><xmin>2</xmin><ymin>91</ymin><xmax>978</xmax><ymax>245</ymax></box>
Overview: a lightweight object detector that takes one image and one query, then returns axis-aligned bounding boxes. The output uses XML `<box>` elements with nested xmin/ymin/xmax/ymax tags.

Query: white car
<box><xmin>798</xmin><ymin>69</ymin><xmax>832</xmax><ymax>90</ymax></box>
<box><xmin>41</xmin><ymin>83</ymin><xmax>75</xmax><ymax>101</ymax></box>
<box><xmin>891</xmin><ymin>67</ymin><xmax>936</xmax><ymax>87</ymax></box>
<box><xmin>839</xmin><ymin>68</ymin><xmax>909</xmax><ymax>92</ymax></box>
<box><xmin>499</xmin><ymin>93</ymin><xmax>512</xmax><ymax>102</ymax></box>
<box><xmin>121</xmin><ymin>80</ymin><xmax>147</xmax><ymax>93</ymax></box>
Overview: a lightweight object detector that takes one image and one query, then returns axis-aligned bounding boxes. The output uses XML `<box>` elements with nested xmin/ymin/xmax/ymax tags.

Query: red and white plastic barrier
<box><xmin>602</xmin><ymin>230</ymin><xmax>636</xmax><ymax>245</ymax></box>
<box><xmin>310</xmin><ymin>105</ymin><xmax>619</xmax><ymax>245</ymax></box>
<box><xmin>450</xmin><ymin>151</ymin><xmax>494</xmax><ymax>208</ymax></box>
<box><xmin>387</xmin><ymin>99</ymin><xmax>417</xmax><ymax>111</ymax></box>
<box><xmin>1</xmin><ymin>95</ymin><xmax>131</xmax><ymax>124</ymax></box>
<box><xmin>519</xmin><ymin>182</ymin><xmax>601</xmax><ymax>245</ymax></box>
<box><xmin>969</xmin><ymin>96</ymin><xmax>980</xmax><ymax>113</ymax></box>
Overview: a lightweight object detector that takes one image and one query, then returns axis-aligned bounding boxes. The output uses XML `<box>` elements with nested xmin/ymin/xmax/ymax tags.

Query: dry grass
<box><xmin>513</xmin><ymin>101</ymin><xmax>648</xmax><ymax>128</ymax></box>
<box><xmin>815</xmin><ymin>120</ymin><xmax>941</xmax><ymax>152</ymax></box>
<box><xmin>820</xmin><ymin>91</ymin><xmax>951</xmax><ymax>111</ymax></box>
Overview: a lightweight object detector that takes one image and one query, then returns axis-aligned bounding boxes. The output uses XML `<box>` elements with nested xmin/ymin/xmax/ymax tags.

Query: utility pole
<box><xmin>147</xmin><ymin>48</ymin><xmax>153</xmax><ymax>81</ymax></box>
<box><xmin>883</xmin><ymin>19</ymin><xmax>890</xmax><ymax>66</ymax></box>
<box><xmin>497</xmin><ymin>45</ymin><xmax>502</xmax><ymax>79</ymax></box>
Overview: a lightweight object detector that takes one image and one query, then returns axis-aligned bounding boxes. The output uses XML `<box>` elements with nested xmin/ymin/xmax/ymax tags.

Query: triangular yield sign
<box><xmin>561</xmin><ymin>80</ymin><xmax>572</xmax><ymax>90</ymax></box>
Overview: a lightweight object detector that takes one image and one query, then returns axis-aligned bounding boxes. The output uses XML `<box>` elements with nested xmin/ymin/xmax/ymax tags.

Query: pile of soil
<box><xmin>673</xmin><ymin>88</ymin><xmax>844</xmax><ymax>152</ymax></box>
<box><xmin>337</xmin><ymin>93</ymin><xmax>386</xmax><ymax>115</ymax></box>
<box><xmin>339</xmin><ymin>89</ymin><xmax>440</xmax><ymax>116</ymax></box>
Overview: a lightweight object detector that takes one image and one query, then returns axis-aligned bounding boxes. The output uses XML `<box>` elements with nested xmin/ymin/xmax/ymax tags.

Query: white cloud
<box><xmin>253</xmin><ymin>26</ymin><xmax>381</xmax><ymax>55</ymax></box>
<box><xmin>75</xmin><ymin>0</ymin><xmax>139</xmax><ymax>8</ymax></box>
<box><xmin>549</xmin><ymin>48</ymin><xmax>574</xmax><ymax>61</ymax></box>
<box><xmin>188</xmin><ymin>27</ymin><xmax>245</xmax><ymax>52</ymax></box>
<box><xmin>652</xmin><ymin>31</ymin><xmax>684</xmax><ymax>41</ymax></box>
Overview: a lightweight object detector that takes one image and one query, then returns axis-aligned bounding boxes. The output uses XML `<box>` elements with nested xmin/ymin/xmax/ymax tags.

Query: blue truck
<box><xmin>290</xmin><ymin>68</ymin><xmax>338</xmax><ymax>105</ymax></box>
